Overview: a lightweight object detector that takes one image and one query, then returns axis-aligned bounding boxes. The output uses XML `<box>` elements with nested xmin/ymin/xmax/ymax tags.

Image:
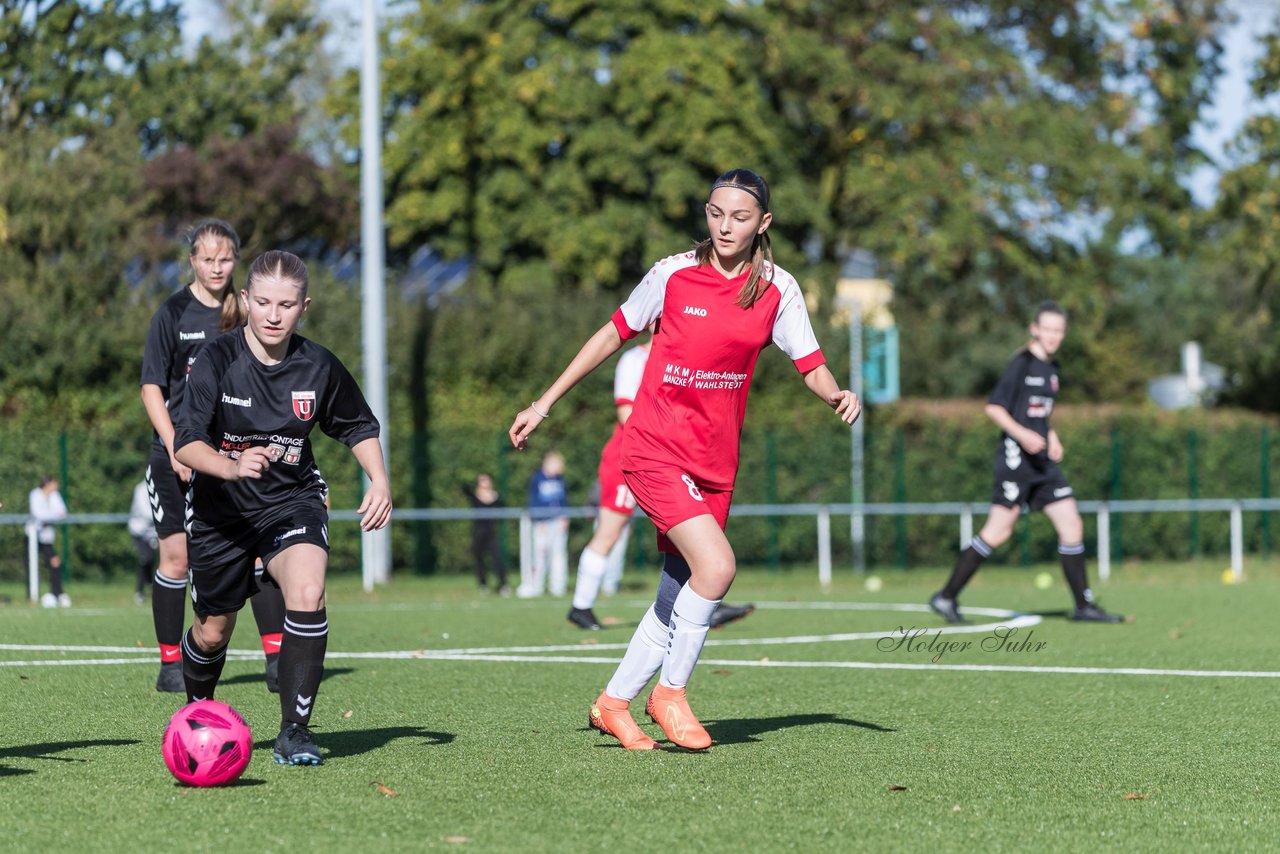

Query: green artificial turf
<box><xmin>3</xmin><ymin>559</ymin><xmax>1278</xmax><ymax>852</ymax></box>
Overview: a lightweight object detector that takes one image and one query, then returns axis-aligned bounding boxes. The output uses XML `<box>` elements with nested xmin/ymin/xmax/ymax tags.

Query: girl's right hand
<box><xmin>168</xmin><ymin>450</ymin><xmax>193</xmax><ymax>484</ymax></box>
<box><xmin>508</xmin><ymin>406</ymin><xmax>545</xmax><ymax>450</ymax></box>
<box><xmin>1019</xmin><ymin>429</ymin><xmax>1047</xmax><ymax>455</ymax></box>
<box><xmin>232</xmin><ymin>446</ymin><xmax>273</xmax><ymax>481</ymax></box>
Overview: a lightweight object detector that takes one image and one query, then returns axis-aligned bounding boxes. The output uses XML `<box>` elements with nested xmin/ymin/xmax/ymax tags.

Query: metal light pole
<box><xmin>360</xmin><ymin>0</ymin><xmax>390</xmax><ymax>589</ymax></box>
<box><xmin>848</xmin><ymin>299</ymin><xmax>866</xmax><ymax>573</ymax></box>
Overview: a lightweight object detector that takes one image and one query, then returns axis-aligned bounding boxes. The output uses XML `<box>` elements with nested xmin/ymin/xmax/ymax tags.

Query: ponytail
<box><xmin>693</xmin><ymin>232</ymin><xmax>774</xmax><ymax>309</ymax></box>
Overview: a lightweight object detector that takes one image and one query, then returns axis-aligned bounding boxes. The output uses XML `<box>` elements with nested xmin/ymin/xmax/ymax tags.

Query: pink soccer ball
<box><xmin>163</xmin><ymin>699</ymin><xmax>253</xmax><ymax>787</ymax></box>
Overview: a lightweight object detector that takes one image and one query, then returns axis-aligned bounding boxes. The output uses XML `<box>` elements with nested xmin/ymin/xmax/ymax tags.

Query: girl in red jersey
<box><xmin>510</xmin><ymin>169</ymin><xmax>861</xmax><ymax>750</ymax></box>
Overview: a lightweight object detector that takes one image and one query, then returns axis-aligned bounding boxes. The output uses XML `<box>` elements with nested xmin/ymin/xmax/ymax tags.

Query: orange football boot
<box><xmin>589</xmin><ymin>692</ymin><xmax>660</xmax><ymax>750</ymax></box>
<box><xmin>645</xmin><ymin>683</ymin><xmax>712</xmax><ymax>750</ymax></box>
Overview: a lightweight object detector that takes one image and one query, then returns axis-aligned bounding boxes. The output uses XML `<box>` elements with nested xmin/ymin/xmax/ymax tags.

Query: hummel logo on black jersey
<box><xmin>683</xmin><ymin>305</ymin><xmax>708</xmax><ymax>317</ymax></box>
<box><xmin>221</xmin><ymin>393</ymin><xmax>252</xmax><ymax>407</ymax></box>
<box><xmin>179</xmin><ymin>330</ymin><xmax>207</xmax><ymax>341</ymax></box>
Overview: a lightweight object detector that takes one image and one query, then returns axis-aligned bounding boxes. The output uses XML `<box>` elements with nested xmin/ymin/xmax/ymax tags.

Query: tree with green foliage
<box><xmin>1200</xmin><ymin>23</ymin><xmax>1280</xmax><ymax>410</ymax></box>
<box><xmin>333</xmin><ymin>0</ymin><xmax>1231</xmax><ymax>404</ymax></box>
<box><xmin>0</xmin><ymin>0</ymin><xmax>353</xmax><ymax>412</ymax></box>
<box><xmin>756</xmin><ymin>0</ymin><xmax>1229</xmax><ymax>400</ymax></box>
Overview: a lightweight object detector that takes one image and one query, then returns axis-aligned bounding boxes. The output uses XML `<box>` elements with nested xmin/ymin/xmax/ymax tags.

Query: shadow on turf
<box><xmin>0</xmin><ymin>738</ymin><xmax>141</xmax><ymax>777</ymax></box>
<box><xmin>703</xmin><ymin>713</ymin><xmax>896</xmax><ymax>745</ymax></box>
<box><xmin>220</xmin><ymin>666</ymin><xmax>355</xmax><ymax>689</ymax></box>
<box><xmin>253</xmin><ymin>726</ymin><xmax>455</xmax><ymax>758</ymax></box>
<box><xmin>1023</xmin><ymin>609</ymin><xmax>1072</xmax><ymax>619</ymax></box>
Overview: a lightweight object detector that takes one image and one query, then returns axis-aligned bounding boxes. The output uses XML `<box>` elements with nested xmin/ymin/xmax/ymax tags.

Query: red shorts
<box><xmin>623</xmin><ymin>465</ymin><xmax>732</xmax><ymax>556</ymax></box>
<box><xmin>597</xmin><ymin>434</ymin><xmax>637</xmax><ymax>516</ymax></box>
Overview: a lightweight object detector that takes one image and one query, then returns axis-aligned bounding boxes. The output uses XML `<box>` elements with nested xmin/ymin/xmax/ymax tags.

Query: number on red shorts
<box><xmin>681</xmin><ymin>474</ymin><xmax>704</xmax><ymax>502</ymax></box>
<box><xmin>615</xmin><ymin>484</ymin><xmax>636</xmax><ymax>510</ymax></box>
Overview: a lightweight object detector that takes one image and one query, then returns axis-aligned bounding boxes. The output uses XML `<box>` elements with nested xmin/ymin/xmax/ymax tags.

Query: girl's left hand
<box><xmin>829</xmin><ymin>389</ymin><xmax>862</xmax><ymax>425</ymax></box>
<box><xmin>358</xmin><ymin>481</ymin><xmax>393</xmax><ymax>531</ymax></box>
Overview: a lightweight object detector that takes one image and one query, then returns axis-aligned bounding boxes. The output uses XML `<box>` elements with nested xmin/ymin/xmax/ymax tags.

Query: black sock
<box><xmin>249</xmin><ymin>572</ymin><xmax>286</xmax><ymax>665</ymax></box>
<box><xmin>941</xmin><ymin>537</ymin><xmax>992</xmax><ymax>599</ymax></box>
<box><xmin>181</xmin><ymin>627</ymin><xmax>227</xmax><ymax>703</ymax></box>
<box><xmin>280</xmin><ymin>609</ymin><xmax>328</xmax><ymax>729</ymax></box>
<box><xmin>654</xmin><ymin>554</ymin><xmax>692</xmax><ymax>625</ymax></box>
<box><xmin>1058</xmin><ymin>543</ymin><xmax>1090</xmax><ymax>609</ymax></box>
<box><xmin>153</xmin><ymin>571</ymin><xmax>188</xmax><ymax>653</ymax></box>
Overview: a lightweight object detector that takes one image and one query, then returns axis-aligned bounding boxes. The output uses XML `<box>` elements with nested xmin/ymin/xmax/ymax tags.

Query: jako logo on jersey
<box><xmin>1024</xmin><ymin>376</ymin><xmax>1045</xmax><ymax>386</ymax></box>
<box><xmin>221</xmin><ymin>393</ymin><xmax>252</xmax><ymax>407</ymax></box>
<box><xmin>682</xmin><ymin>305</ymin><xmax>708</xmax><ymax>317</ymax></box>
<box><xmin>179</xmin><ymin>330</ymin><xmax>206</xmax><ymax>341</ymax></box>
<box><xmin>292</xmin><ymin>390</ymin><xmax>316</xmax><ymax>421</ymax></box>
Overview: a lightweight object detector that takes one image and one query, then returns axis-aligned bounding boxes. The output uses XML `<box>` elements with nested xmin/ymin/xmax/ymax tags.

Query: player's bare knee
<box><xmin>692</xmin><ymin>555</ymin><xmax>736</xmax><ymax>597</ymax></box>
<box><xmin>193</xmin><ymin>617</ymin><xmax>230</xmax><ymax>650</ymax></box>
<box><xmin>157</xmin><ymin>561</ymin><xmax>187</xmax><ymax>581</ymax></box>
<box><xmin>290</xmin><ymin>584</ymin><xmax>325</xmax><ymax>611</ymax></box>
<box><xmin>980</xmin><ymin>526</ymin><xmax>1014</xmax><ymax>549</ymax></box>
<box><xmin>1057</xmin><ymin>525</ymin><xmax>1084</xmax><ymax>544</ymax></box>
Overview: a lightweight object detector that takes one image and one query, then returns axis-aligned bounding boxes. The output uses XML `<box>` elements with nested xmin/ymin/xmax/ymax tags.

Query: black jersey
<box><xmin>988</xmin><ymin>349</ymin><xmax>1060</xmax><ymax>441</ymax></box>
<box><xmin>173</xmin><ymin>329</ymin><xmax>380</xmax><ymax>527</ymax></box>
<box><xmin>140</xmin><ymin>287</ymin><xmax>223</xmax><ymax>449</ymax></box>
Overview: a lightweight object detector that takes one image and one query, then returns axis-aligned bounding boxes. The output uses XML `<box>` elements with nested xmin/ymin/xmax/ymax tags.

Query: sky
<box><xmin>1188</xmin><ymin>0</ymin><xmax>1274</xmax><ymax>203</ymax></box>
<box><xmin>179</xmin><ymin>0</ymin><xmax>1269</xmax><ymax>206</ymax></box>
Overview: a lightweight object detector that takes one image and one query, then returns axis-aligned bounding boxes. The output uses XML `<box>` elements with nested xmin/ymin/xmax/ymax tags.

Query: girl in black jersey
<box><xmin>929</xmin><ymin>301</ymin><xmax>1123</xmax><ymax>624</ymax></box>
<box><xmin>174</xmin><ymin>250</ymin><xmax>392</xmax><ymax>766</ymax></box>
<box><xmin>140</xmin><ymin>219</ymin><xmax>287</xmax><ymax>693</ymax></box>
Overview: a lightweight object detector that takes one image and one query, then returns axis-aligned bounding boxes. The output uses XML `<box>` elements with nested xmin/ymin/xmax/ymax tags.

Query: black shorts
<box><xmin>146</xmin><ymin>445</ymin><xmax>189</xmax><ymax>538</ymax></box>
<box><xmin>187</xmin><ymin>503</ymin><xmax>329</xmax><ymax>617</ymax></box>
<box><xmin>991</xmin><ymin>437</ymin><xmax>1074</xmax><ymax>511</ymax></box>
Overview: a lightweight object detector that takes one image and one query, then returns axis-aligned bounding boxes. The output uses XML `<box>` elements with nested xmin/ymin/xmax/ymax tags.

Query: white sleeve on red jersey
<box><xmin>770</xmin><ymin>267</ymin><xmax>825</xmax><ymax>373</ymax></box>
<box><xmin>612</xmin><ymin>253</ymin><xmax>695</xmax><ymax>340</ymax></box>
<box><xmin>613</xmin><ymin>344</ymin><xmax>650</xmax><ymax>405</ymax></box>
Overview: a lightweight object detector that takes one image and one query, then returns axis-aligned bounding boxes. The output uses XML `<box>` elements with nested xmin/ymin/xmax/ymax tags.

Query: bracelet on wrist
<box><xmin>530</xmin><ymin>401</ymin><xmax>550</xmax><ymax>419</ymax></box>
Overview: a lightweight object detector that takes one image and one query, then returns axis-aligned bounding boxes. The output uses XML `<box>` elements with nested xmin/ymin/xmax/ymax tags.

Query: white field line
<box><xmin>6</xmin><ymin>652</ymin><xmax>1280</xmax><ymax>680</ymax></box>
<box><xmin>8</xmin><ymin>602</ymin><xmax>1278</xmax><ymax>679</ymax></box>
<box><xmin>0</xmin><ymin>613</ymin><xmax>1036</xmax><ymax>659</ymax></box>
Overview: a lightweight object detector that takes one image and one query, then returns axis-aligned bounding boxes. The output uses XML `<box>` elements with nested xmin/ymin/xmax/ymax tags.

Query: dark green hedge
<box><xmin>3</xmin><ymin>395</ymin><xmax>1277</xmax><ymax>583</ymax></box>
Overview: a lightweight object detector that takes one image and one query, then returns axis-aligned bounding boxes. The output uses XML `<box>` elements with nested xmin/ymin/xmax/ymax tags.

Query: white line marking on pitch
<box><xmin>7</xmin><ymin>601</ymin><xmax>1272</xmax><ymax>679</ymax></box>
<box><xmin>5</xmin><ymin>654</ymin><xmax>1280</xmax><ymax>679</ymax></box>
<box><xmin>0</xmin><ymin>613</ymin><xmax>1038</xmax><ymax>659</ymax></box>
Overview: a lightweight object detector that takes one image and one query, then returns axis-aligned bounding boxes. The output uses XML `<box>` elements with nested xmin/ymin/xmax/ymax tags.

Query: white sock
<box><xmin>659</xmin><ymin>585</ymin><xmax>720</xmax><ymax>690</ymax></box>
<box><xmin>602</xmin><ymin>526</ymin><xmax>630</xmax><ymax>595</ymax></box>
<box><xmin>571</xmin><ymin>548</ymin><xmax>607</xmax><ymax>610</ymax></box>
<box><xmin>604</xmin><ymin>605</ymin><xmax>667</xmax><ymax>701</ymax></box>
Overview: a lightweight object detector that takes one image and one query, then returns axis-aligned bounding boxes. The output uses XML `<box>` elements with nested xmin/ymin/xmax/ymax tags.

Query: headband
<box><xmin>710</xmin><ymin>180</ymin><xmax>768</xmax><ymax>211</ymax></box>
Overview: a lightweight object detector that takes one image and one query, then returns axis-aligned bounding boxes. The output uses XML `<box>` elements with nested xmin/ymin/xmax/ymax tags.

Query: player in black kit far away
<box><xmin>174</xmin><ymin>250</ymin><xmax>392</xmax><ymax>766</ymax></box>
<box><xmin>140</xmin><ymin>219</ymin><xmax>287</xmax><ymax>693</ymax></box>
<box><xmin>929</xmin><ymin>301</ymin><xmax>1123</xmax><ymax>624</ymax></box>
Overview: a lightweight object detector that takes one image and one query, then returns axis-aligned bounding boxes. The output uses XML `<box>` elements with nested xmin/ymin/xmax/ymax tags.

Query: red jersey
<box><xmin>612</xmin><ymin>252</ymin><xmax>825</xmax><ymax>490</ymax></box>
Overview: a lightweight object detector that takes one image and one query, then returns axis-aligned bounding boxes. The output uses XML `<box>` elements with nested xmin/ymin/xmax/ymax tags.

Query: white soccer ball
<box><xmin>864</xmin><ymin>576</ymin><xmax>883</xmax><ymax>593</ymax></box>
<box><xmin>40</xmin><ymin>592</ymin><xmax>57</xmax><ymax>608</ymax></box>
